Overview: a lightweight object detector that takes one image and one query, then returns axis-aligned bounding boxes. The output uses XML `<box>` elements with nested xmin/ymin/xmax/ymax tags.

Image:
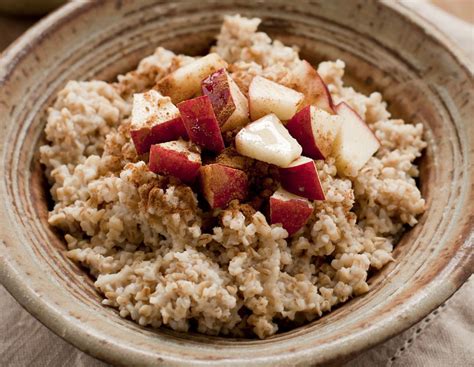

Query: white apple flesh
<box><xmin>201</xmin><ymin>68</ymin><xmax>249</xmax><ymax>132</ymax></box>
<box><xmin>291</xmin><ymin>60</ymin><xmax>335</xmax><ymax>114</ymax></box>
<box><xmin>156</xmin><ymin>53</ymin><xmax>228</xmax><ymax>103</ymax></box>
<box><xmin>279</xmin><ymin>156</ymin><xmax>325</xmax><ymax>201</ymax></box>
<box><xmin>333</xmin><ymin>102</ymin><xmax>380</xmax><ymax>176</ymax></box>
<box><xmin>130</xmin><ymin>90</ymin><xmax>187</xmax><ymax>155</ymax></box>
<box><xmin>235</xmin><ymin>114</ymin><xmax>302</xmax><ymax>167</ymax></box>
<box><xmin>286</xmin><ymin>105</ymin><xmax>342</xmax><ymax>160</ymax></box>
<box><xmin>269</xmin><ymin>188</ymin><xmax>313</xmax><ymax>235</ymax></box>
<box><xmin>248</xmin><ymin>76</ymin><xmax>304</xmax><ymax>121</ymax></box>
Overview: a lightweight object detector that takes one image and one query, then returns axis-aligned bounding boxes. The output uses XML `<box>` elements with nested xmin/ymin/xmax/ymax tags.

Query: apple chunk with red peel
<box><xmin>249</xmin><ymin>76</ymin><xmax>304</xmax><ymax>121</ymax></box>
<box><xmin>149</xmin><ymin>140</ymin><xmax>201</xmax><ymax>184</ymax></box>
<box><xmin>270</xmin><ymin>188</ymin><xmax>313</xmax><ymax>236</ymax></box>
<box><xmin>287</xmin><ymin>106</ymin><xmax>342</xmax><ymax>160</ymax></box>
<box><xmin>201</xmin><ymin>68</ymin><xmax>249</xmax><ymax>132</ymax></box>
<box><xmin>156</xmin><ymin>53</ymin><xmax>228</xmax><ymax>103</ymax></box>
<box><xmin>235</xmin><ymin>114</ymin><xmax>302</xmax><ymax>167</ymax></box>
<box><xmin>130</xmin><ymin>90</ymin><xmax>188</xmax><ymax>155</ymax></box>
<box><xmin>200</xmin><ymin>164</ymin><xmax>249</xmax><ymax>209</ymax></box>
<box><xmin>291</xmin><ymin>60</ymin><xmax>335</xmax><ymax>114</ymax></box>
<box><xmin>279</xmin><ymin>156</ymin><xmax>325</xmax><ymax>201</ymax></box>
<box><xmin>177</xmin><ymin>95</ymin><xmax>225</xmax><ymax>153</ymax></box>
<box><xmin>333</xmin><ymin>102</ymin><xmax>380</xmax><ymax>176</ymax></box>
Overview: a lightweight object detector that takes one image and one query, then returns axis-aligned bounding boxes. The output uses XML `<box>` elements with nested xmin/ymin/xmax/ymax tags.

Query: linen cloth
<box><xmin>0</xmin><ymin>1</ymin><xmax>473</xmax><ymax>366</ymax></box>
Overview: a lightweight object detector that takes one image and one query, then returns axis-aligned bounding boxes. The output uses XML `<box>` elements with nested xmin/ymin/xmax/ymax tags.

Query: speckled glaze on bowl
<box><xmin>0</xmin><ymin>1</ymin><xmax>472</xmax><ymax>366</ymax></box>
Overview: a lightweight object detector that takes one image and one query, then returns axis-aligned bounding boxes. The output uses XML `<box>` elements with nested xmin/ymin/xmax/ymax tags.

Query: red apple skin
<box><xmin>177</xmin><ymin>96</ymin><xmax>225</xmax><ymax>153</ymax></box>
<box><xmin>286</xmin><ymin>106</ymin><xmax>325</xmax><ymax>160</ymax></box>
<box><xmin>199</xmin><ymin>164</ymin><xmax>249</xmax><ymax>209</ymax></box>
<box><xmin>315</xmin><ymin>76</ymin><xmax>335</xmax><ymax>114</ymax></box>
<box><xmin>279</xmin><ymin>158</ymin><xmax>325</xmax><ymax>201</ymax></box>
<box><xmin>293</xmin><ymin>60</ymin><xmax>335</xmax><ymax>114</ymax></box>
<box><xmin>270</xmin><ymin>194</ymin><xmax>313</xmax><ymax>236</ymax></box>
<box><xmin>130</xmin><ymin>117</ymin><xmax>188</xmax><ymax>155</ymax></box>
<box><xmin>201</xmin><ymin>68</ymin><xmax>235</xmax><ymax>126</ymax></box>
<box><xmin>149</xmin><ymin>144</ymin><xmax>201</xmax><ymax>184</ymax></box>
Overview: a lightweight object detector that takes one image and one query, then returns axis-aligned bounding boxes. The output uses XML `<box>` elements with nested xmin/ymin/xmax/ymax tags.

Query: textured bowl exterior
<box><xmin>0</xmin><ymin>1</ymin><xmax>472</xmax><ymax>366</ymax></box>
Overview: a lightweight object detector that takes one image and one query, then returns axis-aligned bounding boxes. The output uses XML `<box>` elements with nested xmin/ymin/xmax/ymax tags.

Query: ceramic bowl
<box><xmin>0</xmin><ymin>1</ymin><xmax>472</xmax><ymax>366</ymax></box>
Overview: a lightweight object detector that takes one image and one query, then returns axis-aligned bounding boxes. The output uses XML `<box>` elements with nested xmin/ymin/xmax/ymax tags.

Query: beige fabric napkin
<box><xmin>0</xmin><ymin>2</ymin><xmax>473</xmax><ymax>366</ymax></box>
<box><xmin>0</xmin><ymin>278</ymin><xmax>471</xmax><ymax>366</ymax></box>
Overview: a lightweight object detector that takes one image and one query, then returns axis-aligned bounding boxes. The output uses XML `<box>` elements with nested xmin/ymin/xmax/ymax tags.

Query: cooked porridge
<box><xmin>39</xmin><ymin>15</ymin><xmax>426</xmax><ymax>338</ymax></box>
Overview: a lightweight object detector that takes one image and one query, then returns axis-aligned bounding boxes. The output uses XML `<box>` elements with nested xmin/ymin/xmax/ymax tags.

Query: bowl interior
<box><xmin>0</xmin><ymin>1</ymin><xmax>472</xmax><ymax>366</ymax></box>
<box><xmin>29</xmin><ymin>14</ymin><xmax>435</xmax><ymax>339</ymax></box>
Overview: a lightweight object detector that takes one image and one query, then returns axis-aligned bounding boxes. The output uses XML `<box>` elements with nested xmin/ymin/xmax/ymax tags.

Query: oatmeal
<box><xmin>40</xmin><ymin>15</ymin><xmax>426</xmax><ymax>339</ymax></box>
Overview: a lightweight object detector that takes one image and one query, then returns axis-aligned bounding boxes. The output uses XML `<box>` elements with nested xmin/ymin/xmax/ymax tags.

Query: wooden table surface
<box><xmin>432</xmin><ymin>0</ymin><xmax>474</xmax><ymax>24</ymax></box>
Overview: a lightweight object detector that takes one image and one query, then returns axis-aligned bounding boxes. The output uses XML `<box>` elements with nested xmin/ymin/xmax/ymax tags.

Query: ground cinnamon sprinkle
<box><xmin>40</xmin><ymin>15</ymin><xmax>426</xmax><ymax>339</ymax></box>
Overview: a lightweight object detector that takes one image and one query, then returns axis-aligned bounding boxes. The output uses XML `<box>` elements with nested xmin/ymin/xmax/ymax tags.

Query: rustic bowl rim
<box><xmin>0</xmin><ymin>1</ymin><xmax>472</xmax><ymax>366</ymax></box>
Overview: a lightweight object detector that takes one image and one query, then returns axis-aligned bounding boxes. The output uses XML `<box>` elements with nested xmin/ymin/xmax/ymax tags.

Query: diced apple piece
<box><xmin>279</xmin><ymin>156</ymin><xmax>325</xmax><ymax>200</ymax></box>
<box><xmin>249</xmin><ymin>76</ymin><xmax>304</xmax><ymax>121</ymax></box>
<box><xmin>199</xmin><ymin>164</ymin><xmax>248</xmax><ymax>209</ymax></box>
<box><xmin>177</xmin><ymin>95</ymin><xmax>225</xmax><ymax>153</ymax></box>
<box><xmin>286</xmin><ymin>106</ymin><xmax>342</xmax><ymax>160</ymax></box>
<box><xmin>333</xmin><ymin>102</ymin><xmax>380</xmax><ymax>176</ymax></box>
<box><xmin>235</xmin><ymin>114</ymin><xmax>302</xmax><ymax>167</ymax></box>
<box><xmin>291</xmin><ymin>60</ymin><xmax>335</xmax><ymax>114</ymax></box>
<box><xmin>215</xmin><ymin>147</ymin><xmax>250</xmax><ymax>170</ymax></box>
<box><xmin>149</xmin><ymin>140</ymin><xmax>201</xmax><ymax>184</ymax></box>
<box><xmin>270</xmin><ymin>188</ymin><xmax>313</xmax><ymax>235</ymax></box>
<box><xmin>201</xmin><ymin>68</ymin><xmax>250</xmax><ymax>132</ymax></box>
<box><xmin>156</xmin><ymin>53</ymin><xmax>228</xmax><ymax>103</ymax></box>
<box><xmin>130</xmin><ymin>90</ymin><xmax>187</xmax><ymax>155</ymax></box>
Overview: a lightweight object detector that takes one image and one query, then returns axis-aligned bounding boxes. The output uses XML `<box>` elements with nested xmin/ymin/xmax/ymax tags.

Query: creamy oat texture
<box><xmin>40</xmin><ymin>15</ymin><xmax>426</xmax><ymax>338</ymax></box>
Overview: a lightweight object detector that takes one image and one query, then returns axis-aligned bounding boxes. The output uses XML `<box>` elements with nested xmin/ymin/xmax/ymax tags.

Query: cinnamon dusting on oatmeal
<box><xmin>39</xmin><ymin>15</ymin><xmax>426</xmax><ymax>339</ymax></box>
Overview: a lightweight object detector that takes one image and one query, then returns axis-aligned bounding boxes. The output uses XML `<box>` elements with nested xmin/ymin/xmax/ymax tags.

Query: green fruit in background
<box><xmin>0</xmin><ymin>0</ymin><xmax>66</xmax><ymax>16</ymax></box>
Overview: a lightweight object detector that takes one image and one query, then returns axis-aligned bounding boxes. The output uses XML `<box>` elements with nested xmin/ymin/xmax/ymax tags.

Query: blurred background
<box><xmin>430</xmin><ymin>0</ymin><xmax>473</xmax><ymax>23</ymax></box>
<box><xmin>0</xmin><ymin>0</ymin><xmax>473</xmax><ymax>54</ymax></box>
